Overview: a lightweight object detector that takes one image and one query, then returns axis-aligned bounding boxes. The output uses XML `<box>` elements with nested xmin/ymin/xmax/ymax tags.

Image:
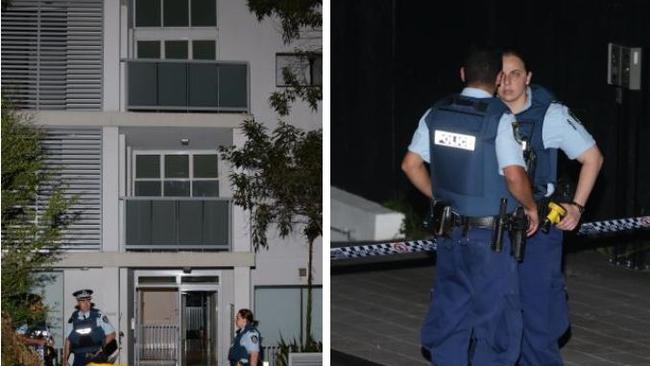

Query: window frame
<box><xmin>275</xmin><ymin>52</ymin><xmax>323</xmax><ymax>87</ymax></box>
<box><xmin>132</xmin><ymin>0</ymin><xmax>219</xmax><ymax>60</ymax></box>
<box><xmin>133</xmin><ymin>0</ymin><xmax>217</xmax><ymax>29</ymax></box>
<box><xmin>132</xmin><ymin>150</ymin><xmax>220</xmax><ymax>197</ymax></box>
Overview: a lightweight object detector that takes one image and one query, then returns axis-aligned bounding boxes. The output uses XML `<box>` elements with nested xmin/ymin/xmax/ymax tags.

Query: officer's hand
<box><xmin>557</xmin><ymin>203</ymin><xmax>581</xmax><ymax>231</ymax></box>
<box><xmin>525</xmin><ymin>208</ymin><xmax>539</xmax><ymax>236</ymax></box>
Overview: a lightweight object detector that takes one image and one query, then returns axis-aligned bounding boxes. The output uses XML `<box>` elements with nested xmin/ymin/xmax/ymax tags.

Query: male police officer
<box><xmin>498</xmin><ymin>50</ymin><xmax>603</xmax><ymax>366</ymax></box>
<box><xmin>63</xmin><ymin>289</ymin><xmax>116</xmax><ymax>366</ymax></box>
<box><xmin>402</xmin><ymin>47</ymin><xmax>538</xmax><ymax>365</ymax></box>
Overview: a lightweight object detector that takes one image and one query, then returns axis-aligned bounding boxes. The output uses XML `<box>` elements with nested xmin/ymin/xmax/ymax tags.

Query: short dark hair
<box><xmin>463</xmin><ymin>47</ymin><xmax>502</xmax><ymax>85</ymax></box>
<box><xmin>502</xmin><ymin>49</ymin><xmax>530</xmax><ymax>72</ymax></box>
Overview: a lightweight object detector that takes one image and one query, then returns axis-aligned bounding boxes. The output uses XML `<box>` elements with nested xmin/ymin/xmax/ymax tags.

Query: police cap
<box><xmin>72</xmin><ymin>289</ymin><xmax>93</xmax><ymax>300</ymax></box>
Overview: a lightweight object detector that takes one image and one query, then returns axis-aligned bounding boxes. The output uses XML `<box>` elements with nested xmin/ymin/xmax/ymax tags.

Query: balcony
<box><xmin>126</xmin><ymin>59</ymin><xmax>249</xmax><ymax>112</ymax></box>
<box><xmin>121</xmin><ymin>197</ymin><xmax>231</xmax><ymax>250</ymax></box>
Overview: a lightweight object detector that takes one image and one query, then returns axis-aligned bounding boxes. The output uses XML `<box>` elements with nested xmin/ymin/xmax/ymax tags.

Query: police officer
<box><xmin>228</xmin><ymin>308</ymin><xmax>261</xmax><ymax>366</ymax></box>
<box><xmin>15</xmin><ymin>293</ymin><xmax>57</xmax><ymax>366</ymax></box>
<box><xmin>402</xmin><ymin>47</ymin><xmax>539</xmax><ymax>365</ymax></box>
<box><xmin>498</xmin><ymin>50</ymin><xmax>603</xmax><ymax>366</ymax></box>
<box><xmin>63</xmin><ymin>289</ymin><xmax>116</xmax><ymax>366</ymax></box>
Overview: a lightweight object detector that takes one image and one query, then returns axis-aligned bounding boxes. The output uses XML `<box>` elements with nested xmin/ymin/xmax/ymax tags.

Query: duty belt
<box><xmin>454</xmin><ymin>215</ymin><xmax>496</xmax><ymax>229</ymax></box>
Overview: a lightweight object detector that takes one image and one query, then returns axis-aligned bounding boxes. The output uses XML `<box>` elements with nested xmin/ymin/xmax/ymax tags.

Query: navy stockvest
<box><xmin>426</xmin><ymin>94</ymin><xmax>517</xmax><ymax>217</ymax></box>
<box><xmin>228</xmin><ymin>325</ymin><xmax>259</xmax><ymax>365</ymax></box>
<box><xmin>513</xmin><ymin>84</ymin><xmax>556</xmax><ymax>199</ymax></box>
<box><xmin>68</xmin><ymin>309</ymin><xmax>105</xmax><ymax>354</ymax></box>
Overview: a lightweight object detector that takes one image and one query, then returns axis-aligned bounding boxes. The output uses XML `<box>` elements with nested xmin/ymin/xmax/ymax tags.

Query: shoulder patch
<box><xmin>567</xmin><ymin>109</ymin><xmax>584</xmax><ymax>126</ymax></box>
<box><xmin>102</xmin><ymin>315</ymin><xmax>109</xmax><ymax>323</ymax></box>
<box><xmin>250</xmin><ymin>335</ymin><xmax>258</xmax><ymax>344</ymax></box>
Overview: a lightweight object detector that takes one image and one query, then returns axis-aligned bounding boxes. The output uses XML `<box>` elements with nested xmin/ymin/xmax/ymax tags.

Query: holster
<box><xmin>431</xmin><ymin>199</ymin><xmax>453</xmax><ymax>237</ymax></box>
<box><xmin>508</xmin><ymin>207</ymin><xmax>528</xmax><ymax>262</ymax></box>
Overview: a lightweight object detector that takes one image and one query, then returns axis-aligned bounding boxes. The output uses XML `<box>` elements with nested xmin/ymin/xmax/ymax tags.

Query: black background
<box><xmin>332</xmin><ymin>0</ymin><xmax>650</xmax><ymax>222</ymax></box>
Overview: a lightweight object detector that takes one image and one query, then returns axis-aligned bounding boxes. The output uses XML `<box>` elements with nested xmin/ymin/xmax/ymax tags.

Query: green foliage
<box><xmin>246</xmin><ymin>0</ymin><xmax>322</xmax><ymax>44</ymax></box>
<box><xmin>271</xmin><ymin>56</ymin><xmax>322</xmax><ymax>117</ymax></box>
<box><xmin>1</xmin><ymin>99</ymin><xmax>76</xmax><ymax>328</ymax></box>
<box><xmin>219</xmin><ymin>120</ymin><xmax>322</xmax><ymax>250</ymax></box>
<box><xmin>2</xmin><ymin>313</ymin><xmax>43</xmax><ymax>366</ymax></box>
<box><xmin>384</xmin><ymin>197</ymin><xmax>431</xmax><ymax>240</ymax></box>
<box><xmin>219</xmin><ymin>119</ymin><xmax>321</xmax><ymax>347</ymax></box>
<box><xmin>274</xmin><ymin>336</ymin><xmax>322</xmax><ymax>366</ymax></box>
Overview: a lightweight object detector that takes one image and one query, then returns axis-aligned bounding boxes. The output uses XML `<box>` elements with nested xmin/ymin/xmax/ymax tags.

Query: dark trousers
<box><xmin>421</xmin><ymin>227</ymin><xmax>522</xmax><ymax>366</ymax></box>
<box><xmin>518</xmin><ymin>227</ymin><xmax>568</xmax><ymax>366</ymax></box>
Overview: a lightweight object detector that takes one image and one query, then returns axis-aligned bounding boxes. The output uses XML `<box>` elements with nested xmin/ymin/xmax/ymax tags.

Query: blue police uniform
<box><xmin>411</xmin><ymin>88</ymin><xmax>524</xmax><ymax>365</ymax></box>
<box><xmin>65</xmin><ymin>289</ymin><xmax>115</xmax><ymax>366</ymax></box>
<box><xmin>504</xmin><ymin>85</ymin><xmax>595</xmax><ymax>366</ymax></box>
<box><xmin>66</xmin><ymin>308</ymin><xmax>114</xmax><ymax>366</ymax></box>
<box><xmin>228</xmin><ymin>324</ymin><xmax>261</xmax><ymax>365</ymax></box>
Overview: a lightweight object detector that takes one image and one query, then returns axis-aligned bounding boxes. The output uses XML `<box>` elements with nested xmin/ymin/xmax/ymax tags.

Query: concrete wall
<box><xmin>217</xmin><ymin>0</ymin><xmax>322</xmax><ymax>131</ymax></box>
<box><xmin>331</xmin><ymin>187</ymin><xmax>405</xmax><ymax>242</ymax></box>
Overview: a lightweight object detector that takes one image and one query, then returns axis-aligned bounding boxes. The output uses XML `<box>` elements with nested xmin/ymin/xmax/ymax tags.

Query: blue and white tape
<box><xmin>331</xmin><ymin>216</ymin><xmax>650</xmax><ymax>260</ymax></box>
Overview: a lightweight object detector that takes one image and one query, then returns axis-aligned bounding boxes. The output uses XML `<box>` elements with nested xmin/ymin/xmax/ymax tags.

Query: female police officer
<box><xmin>228</xmin><ymin>309</ymin><xmax>261</xmax><ymax>366</ymax></box>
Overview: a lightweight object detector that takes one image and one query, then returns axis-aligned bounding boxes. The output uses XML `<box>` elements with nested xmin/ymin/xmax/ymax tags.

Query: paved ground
<box><xmin>331</xmin><ymin>250</ymin><xmax>650</xmax><ymax>365</ymax></box>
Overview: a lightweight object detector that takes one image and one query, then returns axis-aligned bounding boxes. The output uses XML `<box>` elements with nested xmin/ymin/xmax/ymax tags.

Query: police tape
<box><xmin>330</xmin><ymin>216</ymin><xmax>650</xmax><ymax>260</ymax></box>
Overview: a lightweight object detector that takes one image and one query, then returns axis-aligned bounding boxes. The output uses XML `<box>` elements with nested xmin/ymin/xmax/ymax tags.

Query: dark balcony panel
<box><xmin>125</xmin><ymin>198</ymin><xmax>231</xmax><ymax>250</ymax></box>
<box><xmin>129</xmin><ymin>62</ymin><xmax>158</xmax><ymax>106</ymax></box>
<box><xmin>126</xmin><ymin>200</ymin><xmax>152</xmax><ymax>246</ymax></box>
<box><xmin>218</xmin><ymin>64</ymin><xmax>247</xmax><ymax>109</ymax></box>
<box><xmin>188</xmin><ymin>63</ymin><xmax>218</xmax><ymax>107</ymax></box>
<box><xmin>203</xmin><ymin>201</ymin><xmax>229</xmax><ymax>246</ymax></box>
<box><xmin>151</xmin><ymin>200</ymin><xmax>176</xmax><ymax>245</ymax></box>
<box><xmin>158</xmin><ymin>63</ymin><xmax>187</xmax><ymax>106</ymax></box>
<box><xmin>178</xmin><ymin>201</ymin><xmax>203</xmax><ymax>245</ymax></box>
<box><xmin>126</xmin><ymin>60</ymin><xmax>248</xmax><ymax>111</ymax></box>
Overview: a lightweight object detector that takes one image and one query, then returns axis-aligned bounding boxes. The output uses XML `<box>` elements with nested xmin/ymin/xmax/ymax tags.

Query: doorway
<box><xmin>182</xmin><ymin>291</ymin><xmax>217</xmax><ymax>366</ymax></box>
<box><xmin>133</xmin><ymin>271</ymin><xmax>220</xmax><ymax>366</ymax></box>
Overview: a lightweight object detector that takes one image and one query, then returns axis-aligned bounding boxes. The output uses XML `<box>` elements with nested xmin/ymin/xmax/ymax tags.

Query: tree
<box><xmin>1</xmin><ymin>99</ymin><xmax>75</xmax><ymax>364</ymax></box>
<box><xmin>219</xmin><ymin>121</ymin><xmax>321</xmax><ymax>348</ymax></box>
<box><xmin>247</xmin><ymin>0</ymin><xmax>322</xmax><ymax>44</ymax></box>
<box><xmin>224</xmin><ymin>0</ymin><xmax>322</xmax><ymax>352</ymax></box>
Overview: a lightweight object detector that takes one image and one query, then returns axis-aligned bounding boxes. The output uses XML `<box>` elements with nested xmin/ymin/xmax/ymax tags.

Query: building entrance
<box><xmin>133</xmin><ymin>271</ymin><xmax>220</xmax><ymax>366</ymax></box>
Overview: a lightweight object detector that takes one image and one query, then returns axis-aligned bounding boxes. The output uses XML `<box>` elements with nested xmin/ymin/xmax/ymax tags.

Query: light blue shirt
<box><xmin>64</xmin><ymin>309</ymin><xmax>115</xmax><ymax>338</ymax></box>
<box><xmin>495</xmin><ymin>87</ymin><xmax>596</xmax><ymax>171</ymax></box>
<box><xmin>407</xmin><ymin>87</ymin><xmax>519</xmax><ymax>172</ymax></box>
<box><xmin>240</xmin><ymin>328</ymin><xmax>260</xmax><ymax>356</ymax></box>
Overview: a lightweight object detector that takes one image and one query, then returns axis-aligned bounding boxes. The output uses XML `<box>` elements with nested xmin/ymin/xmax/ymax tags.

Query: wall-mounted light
<box><xmin>180</xmin><ymin>138</ymin><xmax>190</xmax><ymax>146</ymax></box>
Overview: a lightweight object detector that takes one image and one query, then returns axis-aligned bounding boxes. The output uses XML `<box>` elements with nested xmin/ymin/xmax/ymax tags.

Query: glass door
<box><xmin>181</xmin><ymin>290</ymin><xmax>218</xmax><ymax>366</ymax></box>
<box><xmin>134</xmin><ymin>286</ymin><xmax>180</xmax><ymax>366</ymax></box>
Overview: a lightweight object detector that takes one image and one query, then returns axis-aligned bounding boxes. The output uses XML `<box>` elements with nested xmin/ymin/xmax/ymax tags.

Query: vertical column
<box><xmin>103</xmin><ymin>127</ymin><xmax>120</xmax><ymax>252</ymax></box>
<box><xmin>233</xmin><ymin>266</ymin><xmax>251</xmax><ymax>311</ymax></box>
<box><xmin>228</xmin><ymin>127</ymin><xmax>252</xmax><ymax>252</ymax></box>
<box><xmin>103</xmin><ymin>0</ymin><xmax>120</xmax><ymax>111</ymax></box>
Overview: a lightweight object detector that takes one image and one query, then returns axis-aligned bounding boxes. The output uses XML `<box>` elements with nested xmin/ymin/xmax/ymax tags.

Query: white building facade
<box><xmin>1</xmin><ymin>1</ymin><xmax>322</xmax><ymax>365</ymax></box>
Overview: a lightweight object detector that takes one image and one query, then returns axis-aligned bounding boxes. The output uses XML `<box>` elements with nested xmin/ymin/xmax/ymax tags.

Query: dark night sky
<box><xmin>332</xmin><ymin>0</ymin><xmax>650</xmax><ymax>222</ymax></box>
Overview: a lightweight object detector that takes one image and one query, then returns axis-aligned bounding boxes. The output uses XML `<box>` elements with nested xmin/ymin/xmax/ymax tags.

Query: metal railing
<box><xmin>121</xmin><ymin>197</ymin><xmax>232</xmax><ymax>250</ymax></box>
<box><xmin>138</xmin><ymin>324</ymin><xmax>178</xmax><ymax>362</ymax></box>
<box><xmin>264</xmin><ymin>345</ymin><xmax>281</xmax><ymax>366</ymax></box>
<box><xmin>125</xmin><ymin>59</ymin><xmax>249</xmax><ymax>112</ymax></box>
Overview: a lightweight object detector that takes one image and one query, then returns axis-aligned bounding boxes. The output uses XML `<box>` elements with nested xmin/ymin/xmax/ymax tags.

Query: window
<box><xmin>138</xmin><ymin>41</ymin><xmax>161</xmax><ymax>58</ymax></box>
<box><xmin>255</xmin><ymin>286</ymin><xmax>323</xmax><ymax>346</ymax></box>
<box><xmin>134</xmin><ymin>153</ymin><xmax>219</xmax><ymax>197</ymax></box>
<box><xmin>165</xmin><ymin>40</ymin><xmax>189</xmax><ymax>59</ymax></box>
<box><xmin>276</xmin><ymin>53</ymin><xmax>322</xmax><ymax>87</ymax></box>
<box><xmin>134</xmin><ymin>0</ymin><xmax>216</xmax><ymax>27</ymax></box>
<box><xmin>193</xmin><ymin>40</ymin><xmax>216</xmax><ymax>60</ymax></box>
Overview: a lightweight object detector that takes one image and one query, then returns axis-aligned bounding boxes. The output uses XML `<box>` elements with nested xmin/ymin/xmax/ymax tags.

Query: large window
<box><xmin>135</xmin><ymin>0</ymin><xmax>216</xmax><ymax>27</ymax></box>
<box><xmin>276</xmin><ymin>53</ymin><xmax>323</xmax><ymax>87</ymax></box>
<box><xmin>134</xmin><ymin>152</ymin><xmax>219</xmax><ymax>197</ymax></box>
<box><xmin>255</xmin><ymin>286</ymin><xmax>323</xmax><ymax>346</ymax></box>
<box><xmin>133</xmin><ymin>0</ymin><xmax>218</xmax><ymax>60</ymax></box>
<box><xmin>136</xmin><ymin>40</ymin><xmax>216</xmax><ymax>60</ymax></box>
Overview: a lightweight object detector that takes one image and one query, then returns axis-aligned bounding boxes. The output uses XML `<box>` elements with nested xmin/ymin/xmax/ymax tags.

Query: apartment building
<box><xmin>1</xmin><ymin>1</ymin><xmax>322</xmax><ymax>365</ymax></box>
